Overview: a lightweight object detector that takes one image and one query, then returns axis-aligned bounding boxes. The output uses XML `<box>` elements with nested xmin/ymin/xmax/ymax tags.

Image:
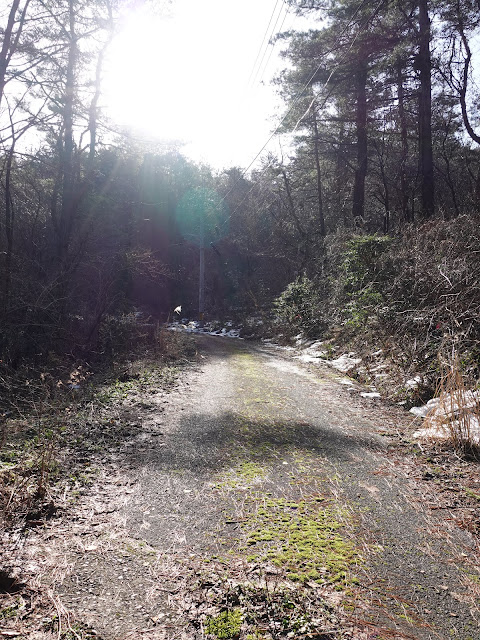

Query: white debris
<box><xmin>412</xmin><ymin>390</ymin><xmax>480</xmax><ymax>444</ymax></box>
<box><xmin>360</xmin><ymin>392</ymin><xmax>381</xmax><ymax>399</ymax></box>
<box><xmin>330</xmin><ymin>354</ymin><xmax>362</xmax><ymax>373</ymax></box>
<box><xmin>406</xmin><ymin>375</ymin><xmax>422</xmax><ymax>389</ymax></box>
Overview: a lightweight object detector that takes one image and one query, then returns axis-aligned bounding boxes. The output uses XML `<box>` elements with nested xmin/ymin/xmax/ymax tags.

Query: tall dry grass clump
<box><xmin>424</xmin><ymin>348</ymin><xmax>480</xmax><ymax>457</ymax></box>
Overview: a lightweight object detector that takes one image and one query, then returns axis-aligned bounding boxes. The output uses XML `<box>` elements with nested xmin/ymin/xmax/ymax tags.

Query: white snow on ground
<box><xmin>296</xmin><ymin>353</ymin><xmax>324</xmax><ymax>363</ymax></box>
<box><xmin>294</xmin><ymin>340</ymin><xmax>328</xmax><ymax>363</ymax></box>
<box><xmin>329</xmin><ymin>354</ymin><xmax>362</xmax><ymax>373</ymax></box>
<box><xmin>265</xmin><ymin>359</ymin><xmax>311</xmax><ymax>378</ymax></box>
<box><xmin>167</xmin><ymin>321</ymin><xmax>243</xmax><ymax>339</ymax></box>
<box><xmin>411</xmin><ymin>390</ymin><xmax>480</xmax><ymax>444</ymax></box>
<box><xmin>406</xmin><ymin>375</ymin><xmax>422</xmax><ymax>389</ymax></box>
<box><xmin>360</xmin><ymin>392</ymin><xmax>381</xmax><ymax>399</ymax></box>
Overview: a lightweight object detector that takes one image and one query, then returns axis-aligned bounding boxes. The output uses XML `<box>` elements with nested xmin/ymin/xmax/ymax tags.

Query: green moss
<box><xmin>205</xmin><ymin>609</ymin><xmax>242</xmax><ymax>639</ymax></box>
<box><xmin>243</xmin><ymin>496</ymin><xmax>358</xmax><ymax>588</ymax></box>
<box><xmin>465</xmin><ymin>487</ymin><xmax>480</xmax><ymax>501</ymax></box>
<box><xmin>216</xmin><ymin>461</ymin><xmax>268</xmax><ymax>490</ymax></box>
<box><xmin>0</xmin><ymin>604</ymin><xmax>20</xmax><ymax>619</ymax></box>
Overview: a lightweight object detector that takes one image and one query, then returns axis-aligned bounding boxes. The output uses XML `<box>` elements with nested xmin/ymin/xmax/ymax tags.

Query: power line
<box><xmin>250</xmin><ymin>1</ymin><xmax>287</xmax><ymax>89</ymax></box>
<box><xmin>245</xmin><ymin>0</ymin><xmax>282</xmax><ymax>90</ymax></box>
<box><xmin>218</xmin><ymin>0</ymin><xmax>382</xmax><ymax>218</ymax></box>
<box><xmin>258</xmin><ymin>4</ymin><xmax>291</xmax><ymax>86</ymax></box>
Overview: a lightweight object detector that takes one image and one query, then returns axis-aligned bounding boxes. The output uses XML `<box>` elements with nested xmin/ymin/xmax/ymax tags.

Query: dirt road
<box><xmin>15</xmin><ymin>336</ymin><xmax>480</xmax><ymax>639</ymax></box>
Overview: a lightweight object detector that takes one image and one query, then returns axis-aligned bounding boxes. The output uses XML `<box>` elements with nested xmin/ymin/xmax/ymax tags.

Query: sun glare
<box><xmin>103</xmin><ymin>11</ymin><xmax>188</xmax><ymax>140</ymax></box>
<box><xmin>102</xmin><ymin>1</ymin><xmax>289</xmax><ymax>168</ymax></box>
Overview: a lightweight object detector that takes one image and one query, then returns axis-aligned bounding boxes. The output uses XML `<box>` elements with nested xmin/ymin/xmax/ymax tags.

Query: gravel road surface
<box><xmin>51</xmin><ymin>336</ymin><xmax>480</xmax><ymax>640</ymax></box>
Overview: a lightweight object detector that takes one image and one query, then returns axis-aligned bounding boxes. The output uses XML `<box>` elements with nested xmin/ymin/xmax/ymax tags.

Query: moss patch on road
<box><xmin>243</xmin><ymin>495</ymin><xmax>359</xmax><ymax>588</ymax></box>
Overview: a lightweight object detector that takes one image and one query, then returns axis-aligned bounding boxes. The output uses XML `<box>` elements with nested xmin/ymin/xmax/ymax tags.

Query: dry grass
<box><xmin>423</xmin><ymin>350</ymin><xmax>480</xmax><ymax>457</ymax></box>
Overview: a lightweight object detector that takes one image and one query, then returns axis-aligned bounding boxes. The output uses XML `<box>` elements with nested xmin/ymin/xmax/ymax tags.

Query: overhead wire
<box><xmin>258</xmin><ymin>3</ymin><xmax>291</xmax><ymax>86</ymax></box>
<box><xmin>250</xmin><ymin>1</ymin><xmax>287</xmax><ymax>89</ymax></box>
<box><xmin>218</xmin><ymin>0</ymin><xmax>385</xmax><ymax>226</ymax></box>
<box><xmin>245</xmin><ymin>0</ymin><xmax>282</xmax><ymax>90</ymax></box>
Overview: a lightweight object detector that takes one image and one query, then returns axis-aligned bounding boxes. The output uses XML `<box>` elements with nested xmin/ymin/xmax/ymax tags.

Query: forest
<box><xmin>0</xmin><ymin>0</ymin><xmax>479</xmax><ymax>396</ymax></box>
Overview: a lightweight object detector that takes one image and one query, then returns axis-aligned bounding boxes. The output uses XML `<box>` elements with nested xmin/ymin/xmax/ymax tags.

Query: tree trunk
<box><xmin>0</xmin><ymin>0</ymin><xmax>22</xmax><ymax>109</ymax></box>
<box><xmin>396</xmin><ymin>61</ymin><xmax>412</xmax><ymax>223</ymax></box>
<box><xmin>58</xmin><ymin>0</ymin><xmax>77</xmax><ymax>265</ymax></box>
<box><xmin>3</xmin><ymin>142</ymin><xmax>15</xmax><ymax>311</ymax></box>
<box><xmin>88</xmin><ymin>0</ymin><xmax>114</xmax><ymax>164</ymax></box>
<box><xmin>335</xmin><ymin>121</ymin><xmax>348</xmax><ymax>227</ymax></box>
<box><xmin>312</xmin><ymin>106</ymin><xmax>326</xmax><ymax>236</ymax></box>
<box><xmin>418</xmin><ymin>0</ymin><xmax>435</xmax><ymax>218</ymax></box>
<box><xmin>352</xmin><ymin>61</ymin><xmax>368</xmax><ymax>220</ymax></box>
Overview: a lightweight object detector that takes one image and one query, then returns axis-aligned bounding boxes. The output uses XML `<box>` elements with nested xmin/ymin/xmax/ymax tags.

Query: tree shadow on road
<box><xmin>120</xmin><ymin>410</ymin><xmax>385</xmax><ymax>476</ymax></box>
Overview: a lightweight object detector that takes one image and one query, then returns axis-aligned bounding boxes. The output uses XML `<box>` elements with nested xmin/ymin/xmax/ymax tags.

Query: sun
<box><xmin>100</xmin><ymin>1</ymin><xmax>285</xmax><ymax>169</ymax></box>
<box><xmin>102</xmin><ymin>8</ymin><xmax>195</xmax><ymax>142</ymax></box>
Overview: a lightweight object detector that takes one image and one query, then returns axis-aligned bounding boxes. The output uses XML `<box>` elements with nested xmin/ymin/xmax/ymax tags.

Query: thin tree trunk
<box><xmin>352</xmin><ymin>61</ymin><xmax>368</xmax><ymax>220</ymax></box>
<box><xmin>88</xmin><ymin>0</ymin><xmax>114</xmax><ymax>164</ymax></box>
<box><xmin>396</xmin><ymin>61</ymin><xmax>412</xmax><ymax>223</ymax></box>
<box><xmin>312</xmin><ymin>106</ymin><xmax>326</xmax><ymax>236</ymax></box>
<box><xmin>418</xmin><ymin>0</ymin><xmax>435</xmax><ymax>218</ymax></box>
<box><xmin>0</xmin><ymin>0</ymin><xmax>21</xmax><ymax>109</ymax></box>
<box><xmin>378</xmin><ymin>146</ymin><xmax>391</xmax><ymax>233</ymax></box>
<box><xmin>58</xmin><ymin>0</ymin><xmax>77</xmax><ymax>264</ymax></box>
<box><xmin>454</xmin><ymin>6</ymin><xmax>480</xmax><ymax>145</ymax></box>
<box><xmin>335</xmin><ymin>121</ymin><xmax>348</xmax><ymax>227</ymax></box>
<box><xmin>3</xmin><ymin>142</ymin><xmax>15</xmax><ymax>311</ymax></box>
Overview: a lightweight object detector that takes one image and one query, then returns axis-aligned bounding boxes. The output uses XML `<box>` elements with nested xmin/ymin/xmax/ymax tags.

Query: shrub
<box><xmin>273</xmin><ymin>276</ymin><xmax>325</xmax><ymax>338</ymax></box>
<box><xmin>340</xmin><ymin>234</ymin><xmax>394</xmax><ymax>327</ymax></box>
<box><xmin>342</xmin><ymin>234</ymin><xmax>395</xmax><ymax>293</ymax></box>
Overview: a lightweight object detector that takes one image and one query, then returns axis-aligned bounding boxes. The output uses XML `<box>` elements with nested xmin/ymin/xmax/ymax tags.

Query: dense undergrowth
<box><xmin>273</xmin><ymin>218</ymin><xmax>479</xmax><ymax>382</ymax></box>
<box><xmin>271</xmin><ymin>217</ymin><xmax>480</xmax><ymax>453</ymax></box>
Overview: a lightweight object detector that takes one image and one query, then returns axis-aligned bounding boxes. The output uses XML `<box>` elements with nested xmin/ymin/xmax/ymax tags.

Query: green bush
<box><xmin>342</xmin><ymin>234</ymin><xmax>394</xmax><ymax>293</ymax></box>
<box><xmin>340</xmin><ymin>234</ymin><xmax>394</xmax><ymax>327</ymax></box>
<box><xmin>273</xmin><ymin>276</ymin><xmax>324</xmax><ymax>338</ymax></box>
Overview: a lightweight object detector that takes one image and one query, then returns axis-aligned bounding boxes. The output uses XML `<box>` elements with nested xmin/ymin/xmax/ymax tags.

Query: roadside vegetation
<box><xmin>268</xmin><ymin>218</ymin><xmax>480</xmax><ymax>457</ymax></box>
<box><xmin>0</xmin><ymin>326</ymin><xmax>194</xmax><ymax>530</ymax></box>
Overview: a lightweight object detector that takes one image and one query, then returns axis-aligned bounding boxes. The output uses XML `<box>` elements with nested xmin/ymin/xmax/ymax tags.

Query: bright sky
<box><xmin>102</xmin><ymin>0</ymin><xmax>312</xmax><ymax>170</ymax></box>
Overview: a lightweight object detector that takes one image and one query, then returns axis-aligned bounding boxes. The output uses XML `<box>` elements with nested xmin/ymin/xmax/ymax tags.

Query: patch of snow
<box><xmin>330</xmin><ymin>354</ymin><xmax>362</xmax><ymax>373</ymax></box>
<box><xmin>370</xmin><ymin>364</ymin><xmax>387</xmax><ymax>372</ymax></box>
<box><xmin>413</xmin><ymin>417</ymin><xmax>480</xmax><ymax>444</ymax></box>
<box><xmin>360</xmin><ymin>392</ymin><xmax>381</xmax><ymax>399</ymax></box>
<box><xmin>412</xmin><ymin>390</ymin><xmax>480</xmax><ymax>444</ymax></box>
<box><xmin>165</xmin><ymin>321</ymin><xmax>243</xmax><ymax>339</ymax></box>
<box><xmin>406</xmin><ymin>375</ymin><xmax>422</xmax><ymax>389</ymax></box>
<box><xmin>296</xmin><ymin>353</ymin><xmax>322</xmax><ymax>363</ymax></box>
<box><xmin>410</xmin><ymin>405</ymin><xmax>430</xmax><ymax>418</ymax></box>
<box><xmin>265</xmin><ymin>359</ymin><xmax>311</xmax><ymax>378</ymax></box>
